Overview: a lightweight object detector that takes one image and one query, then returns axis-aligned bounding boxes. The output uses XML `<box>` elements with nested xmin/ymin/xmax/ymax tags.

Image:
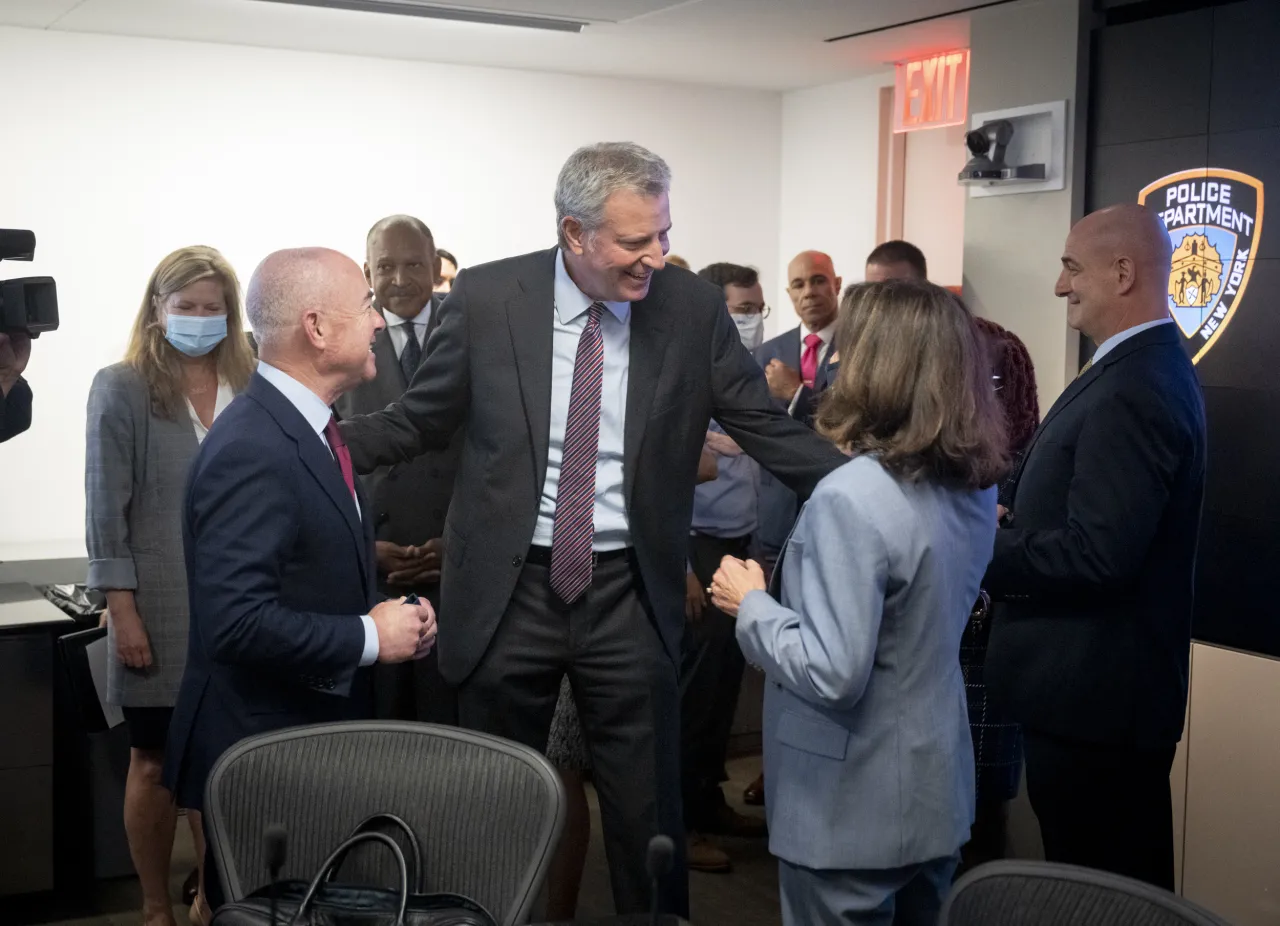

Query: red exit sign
<box><xmin>894</xmin><ymin>49</ymin><xmax>970</xmax><ymax>132</ymax></box>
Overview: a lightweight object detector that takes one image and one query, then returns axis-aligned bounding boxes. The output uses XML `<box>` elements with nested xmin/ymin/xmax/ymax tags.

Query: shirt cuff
<box><xmin>786</xmin><ymin>385</ymin><xmax>804</xmax><ymax>415</ymax></box>
<box><xmin>358</xmin><ymin>614</ymin><xmax>379</xmax><ymax>667</ymax></box>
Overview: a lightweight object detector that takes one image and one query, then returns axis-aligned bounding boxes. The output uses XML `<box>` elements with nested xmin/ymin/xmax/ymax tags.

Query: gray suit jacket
<box><xmin>85</xmin><ymin>363</ymin><xmax>239</xmax><ymax>706</ymax></box>
<box><xmin>334</xmin><ymin>297</ymin><xmax>461</xmax><ymax>602</ymax></box>
<box><xmin>341</xmin><ymin>248</ymin><xmax>848</xmax><ymax>684</ymax></box>
<box><xmin>737</xmin><ymin>455</ymin><xmax>997</xmax><ymax>870</ymax></box>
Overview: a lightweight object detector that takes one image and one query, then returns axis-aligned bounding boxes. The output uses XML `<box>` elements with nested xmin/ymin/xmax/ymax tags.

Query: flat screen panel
<box><xmin>1088</xmin><ymin>135</ymin><xmax>1208</xmax><ymax>212</ymax></box>
<box><xmin>1091</xmin><ymin>9</ymin><xmax>1212</xmax><ymax>147</ymax></box>
<box><xmin>1210</xmin><ymin>0</ymin><xmax>1280</xmax><ymax>134</ymax></box>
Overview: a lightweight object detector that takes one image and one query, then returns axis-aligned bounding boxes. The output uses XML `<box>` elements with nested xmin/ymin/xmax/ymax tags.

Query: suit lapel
<box><xmin>506</xmin><ymin>250</ymin><xmax>557</xmax><ymax>493</ymax></box>
<box><xmin>782</xmin><ymin>327</ymin><xmax>802</xmax><ymax>369</ymax></box>
<box><xmin>623</xmin><ymin>289</ymin><xmax>673</xmax><ymax>505</ymax></box>
<box><xmin>424</xmin><ymin>292</ymin><xmax>446</xmax><ymax>341</ymax></box>
<box><xmin>371</xmin><ymin>325</ymin><xmax>403</xmax><ymax>396</ymax></box>
<box><xmin>356</xmin><ymin>477</ymin><xmax>376</xmax><ymax>599</ymax></box>
<box><xmin>247</xmin><ymin>374</ymin><xmax>370</xmax><ymax>597</ymax></box>
<box><xmin>1010</xmin><ymin>324</ymin><xmax>1181</xmax><ymax>495</ymax></box>
<box><xmin>768</xmin><ymin>508</ymin><xmax>805</xmax><ymax>598</ymax></box>
<box><xmin>296</xmin><ymin>419</ymin><xmax>371</xmax><ymax>596</ymax></box>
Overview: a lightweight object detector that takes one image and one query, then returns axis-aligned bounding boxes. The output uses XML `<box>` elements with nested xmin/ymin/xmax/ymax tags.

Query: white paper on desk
<box><xmin>86</xmin><ymin>636</ymin><xmax>125</xmax><ymax>728</ymax></box>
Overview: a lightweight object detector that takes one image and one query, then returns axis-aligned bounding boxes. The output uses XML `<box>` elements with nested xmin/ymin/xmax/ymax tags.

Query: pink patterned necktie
<box><xmin>323</xmin><ymin>415</ymin><xmax>356</xmax><ymax>498</ymax></box>
<box><xmin>801</xmin><ymin>332</ymin><xmax>823</xmax><ymax>388</ymax></box>
<box><xmin>549</xmin><ymin>303</ymin><xmax>606</xmax><ymax>604</ymax></box>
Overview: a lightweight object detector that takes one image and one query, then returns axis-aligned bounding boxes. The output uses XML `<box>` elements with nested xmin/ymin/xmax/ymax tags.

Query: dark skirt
<box><xmin>960</xmin><ymin>606</ymin><xmax>1023</xmax><ymax>804</ymax></box>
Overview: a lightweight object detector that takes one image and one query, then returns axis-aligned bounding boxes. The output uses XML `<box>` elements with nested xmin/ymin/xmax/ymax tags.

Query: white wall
<box><xmin>0</xmin><ymin>25</ymin><xmax>781</xmax><ymax>548</ymax></box>
<box><xmin>775</xmin><ymin>72</ymin><xmax>892</xmax><ymax>336</ymax></box>
<box><xmin>962</xmin><ymin>0</ymin><xmax>1082</xmax><ymax>413</ymax></box>
<box><xmin>902</xmin><ymin>124</ymin><xmax>969</xmax><ymax>287</ymax></box>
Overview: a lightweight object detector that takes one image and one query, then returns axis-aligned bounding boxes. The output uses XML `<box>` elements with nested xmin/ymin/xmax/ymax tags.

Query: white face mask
<box><xmin>732</xmin><ymin>312</ymin><xmax>765</xmax><ymax>351</ymax></box>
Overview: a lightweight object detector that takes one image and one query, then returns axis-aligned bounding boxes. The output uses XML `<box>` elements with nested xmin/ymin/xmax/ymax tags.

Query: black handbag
<box><xmin>211</xmin><ymin>813</ymin><xmax>497</xmax><ymax>926</ymax></box>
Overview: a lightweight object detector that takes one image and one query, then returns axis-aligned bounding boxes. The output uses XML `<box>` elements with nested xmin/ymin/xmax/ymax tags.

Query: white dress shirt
<box><xmin>186</xmin><ymin>381</ymin><xmax>235</xmax><ymax>444</ymax></box>
<box><xmin>1090</xmin><ymin>317</ymin><xmax>1175</xmax><ymax>364</ymax></box>
<box><xmin>383</xmin><ymin>300</ymin><xmax>433</xmax><ymax>360</ymax></box>
<box><xmin>530</xmin><ymin>249</ymin><xmax>631</xmax><ymax>551</ymax></box>
<box><xmin>256</xmin><ymin>360</ymin><xmax>379</xmax><ymax>667</ymax></box>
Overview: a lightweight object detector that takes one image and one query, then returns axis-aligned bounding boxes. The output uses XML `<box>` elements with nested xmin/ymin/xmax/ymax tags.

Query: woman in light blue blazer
<box><xmin>711</xmin><ymin>280</ymin><xmax>1009</xmax><ymax>926</ymax></box>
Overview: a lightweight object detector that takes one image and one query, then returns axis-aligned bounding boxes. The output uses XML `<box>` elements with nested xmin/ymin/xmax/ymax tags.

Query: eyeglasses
<box><xmin>992</xmin><ymin>374</ymin><xmax>1004</xmax><ymax>392</ymax></box>
<box><xmin>729</xmin><ymin>303</ymin><xmax>771</xmax><ymax>318</ymax></box>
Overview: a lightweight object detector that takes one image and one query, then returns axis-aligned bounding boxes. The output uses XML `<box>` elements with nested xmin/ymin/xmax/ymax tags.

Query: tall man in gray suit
<box><xmin>341</xmin><ymin>142</ymin><xmax>847</xmax><ymax>916</ymax></box>
<box><xmin>335</xmin><ymin>215</ymin><xmax>460</xmax><ymax>725</ymax></box>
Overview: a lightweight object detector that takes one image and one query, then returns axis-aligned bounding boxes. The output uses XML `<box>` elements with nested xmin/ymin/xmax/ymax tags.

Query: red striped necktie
<box><xmin>549</xmin><ymin>303</ymin><xmax>605</xmax><ymax>604</ymax></box>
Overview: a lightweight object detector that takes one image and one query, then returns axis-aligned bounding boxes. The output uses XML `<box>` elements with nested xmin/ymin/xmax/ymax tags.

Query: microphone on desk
<box><xmin>264</xmin><ymin>823</ymin><xmax>288</xmax><ymax>926</ymax></box>
<box><xmin>647</xmin><ymin>834</ymin><xmax>675</xmax><ymax>926</ymax></box>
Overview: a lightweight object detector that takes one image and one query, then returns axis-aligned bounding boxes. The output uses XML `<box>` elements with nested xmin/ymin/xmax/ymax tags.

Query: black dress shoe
<box><xmin>743</xmin><ymin>772</ymin><xmax>765</xmax><ymax>806</ymax></box>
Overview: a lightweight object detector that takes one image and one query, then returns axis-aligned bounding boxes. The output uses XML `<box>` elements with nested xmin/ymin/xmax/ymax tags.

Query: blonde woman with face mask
<box><xmin>86</xmin><ymin>246</ymin><xmax>255</xmax><ymax>926</ymax></box>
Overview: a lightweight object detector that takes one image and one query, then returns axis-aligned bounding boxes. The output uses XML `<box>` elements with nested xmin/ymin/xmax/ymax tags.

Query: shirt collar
<box><xmin>1091</xmin><ymin>317</ymin><xmax>1174</xmax><ymax>363</ymax></box>
<box><xmin>801</xmin><ymin>322</ymin><xmax>835</xmax><ymax>344</ymax></box>
<box><xmin>382</xmin><ymin>300</ymin><xmax>433</xmax><ymax>328</ymax></box>
<box><xmin>256</xmin><ymin>360</ymin><xmax>333</xmax><ymax>437</ymax></box>
<box><xmin>554</xmin><ymin>249</ymin><xmax>631</xmax><ymax>326</ymax></box>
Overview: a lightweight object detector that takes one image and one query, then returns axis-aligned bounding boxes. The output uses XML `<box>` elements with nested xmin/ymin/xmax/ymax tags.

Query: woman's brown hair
<box><xmin>124</xmin><ymin>246</ymin><xmax>256</xmax><ymax>420</ymax></box>
<box><xmin>816</xmin><ymin>280</ymin><xmax>1009</xmax><ymax>489</ymax></box>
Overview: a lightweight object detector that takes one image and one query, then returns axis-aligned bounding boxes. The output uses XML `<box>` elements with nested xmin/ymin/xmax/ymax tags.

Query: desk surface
<box><xmin>0</xmin><ymin>584</ymin><xmax>73</xmax><ymax>629</ymax></box>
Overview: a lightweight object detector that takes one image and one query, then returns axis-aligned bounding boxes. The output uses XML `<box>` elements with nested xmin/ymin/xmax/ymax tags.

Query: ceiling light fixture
<box><xmin>251</xmin><ymin>0</ymin><xmax>588</xmax><ymax>33</ymax></box>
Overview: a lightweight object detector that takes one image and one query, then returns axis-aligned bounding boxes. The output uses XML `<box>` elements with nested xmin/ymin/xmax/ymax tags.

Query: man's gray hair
<box><xmin>555</xmin><ymin>142</ymin><xmax>671</xmax><ymax>247</ymax></box>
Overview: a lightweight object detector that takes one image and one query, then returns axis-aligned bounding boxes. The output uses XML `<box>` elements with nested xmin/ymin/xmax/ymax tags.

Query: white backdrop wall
<box><xmin>0</xmin><ymin>25</ymin><xmax>782</xmax><ymax>548</ymax></box>
<box><xmin>775</xmin><ymin>72</ymin><xmax>892</xmax><ymax>336</ymax></box>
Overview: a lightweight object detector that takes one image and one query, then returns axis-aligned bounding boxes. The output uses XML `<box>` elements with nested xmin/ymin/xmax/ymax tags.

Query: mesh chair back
<box><xmin>204</xmin><ymin>721</ymin><xmax>565</xmax><ymax>926</ymax></box>
<box><xmin>941</xmin><ymin>861</ymin><xmax>1234</xmax><ymax>926</ymax></box>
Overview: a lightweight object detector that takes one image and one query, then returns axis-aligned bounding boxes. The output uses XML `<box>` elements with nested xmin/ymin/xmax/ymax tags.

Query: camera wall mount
<box><xmin>962</xmin><ymin>100</ymin><xmax>1067</xmax><ymax>197</ymax></box>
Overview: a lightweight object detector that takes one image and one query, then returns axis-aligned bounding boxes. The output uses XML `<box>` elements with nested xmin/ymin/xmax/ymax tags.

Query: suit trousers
<box><xmin>777</xmin><ymin>855</ymin><xmax>959</xmax><ymax>926</ymax></box>
<box><xmin>682</xmin><ymin>532</ymin><xmax>751</xmax><ymax>826</ymax></box>
<box><xmin>371</xmin><ymin>584</ymin><xmax>459</xmax><ymax>725</ymax></box>
<box><xmin>1022</xmin><ymin>730</ymin><xmax>1177</xmax><ymax>890</ymax></box>
<box><xmin>457</xmin><ymin>555</ymin><xmax>688</xmax><ymax>917</ymax></box>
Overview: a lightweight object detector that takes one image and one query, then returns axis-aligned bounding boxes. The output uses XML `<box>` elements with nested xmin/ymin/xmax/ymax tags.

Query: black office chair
<box><xmin>203</xmin><ymin>721</ymin><xmax>565</xmax><ymax>926</ymax></box>
<box><xmin>940</xmin><ymin>860</ymin><xmax>1234</xmax><ymax>926</ymax></box>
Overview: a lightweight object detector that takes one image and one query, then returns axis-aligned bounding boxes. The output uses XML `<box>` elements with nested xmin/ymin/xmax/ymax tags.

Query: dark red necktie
<box><xmin>324</xmin><ymin>415</ymin><xmax>356</xmax><ymax>498</ymax></box>
<box><xmin>549</xmin><ymin>303</ymin><xmax>605</xmax><ymax>604</ymax></box>
<box><xmin>800</xmin><ymin>332</ymin><xmax>823</xmax><ymax>388</ymax></box>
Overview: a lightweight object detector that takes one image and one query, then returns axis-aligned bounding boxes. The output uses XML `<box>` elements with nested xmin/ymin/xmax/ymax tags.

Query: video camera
<box><xmin>1</xmin><ymin>229</ymin><xmax>59</xmax><ymax>337</ymax></box>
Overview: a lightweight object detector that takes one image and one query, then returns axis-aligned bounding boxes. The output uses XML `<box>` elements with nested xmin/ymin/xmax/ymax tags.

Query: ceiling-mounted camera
<box><xmin>958</xmin><ymin>119</ymin><xmax>1046</xmax><ymax>185</ymax></box>
<box><xmin>1</xmin><ymin>229</ymin><xmax>59</xmax><ymax>338</ymax></box>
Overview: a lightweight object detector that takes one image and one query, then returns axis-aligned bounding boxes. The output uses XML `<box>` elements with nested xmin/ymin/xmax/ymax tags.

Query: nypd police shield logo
<box><xmin>1139</xmin><ymin>168</ymin><xmax>1265</xmax><ymax>363</ymax></box>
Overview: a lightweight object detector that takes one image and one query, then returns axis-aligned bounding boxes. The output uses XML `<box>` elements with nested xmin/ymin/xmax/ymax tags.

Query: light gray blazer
<box><xmin>85</xmin><ymin>363</ymin><xmax>230</xmax><ymax>707</ymax></box>
<box><xmin>737</xmin><ymin>454</ymin><xmax>997</xmax><ymax>871</ymax></box>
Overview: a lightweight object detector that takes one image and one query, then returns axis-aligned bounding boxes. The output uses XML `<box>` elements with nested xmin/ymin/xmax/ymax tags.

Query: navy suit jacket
<box><xmin>164</xmin><ymin>372</ymin><xmax>377</xmax><ymax>810</ymax></box>
<box><xmin>985</xmin><ymin>323</ymin><xmax>1207</xmax><ymax>747</ymax></box>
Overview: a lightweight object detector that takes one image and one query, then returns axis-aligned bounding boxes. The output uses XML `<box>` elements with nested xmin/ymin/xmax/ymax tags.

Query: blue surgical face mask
<box><xmin>732</xmin><ymin>312</ymin><xmax>765</xmax><ymax>352</ymax></box>
<box><xmin>166</xmin><ymin>313</ymin><xmax>227</xmax><ymax>357</ymax></box>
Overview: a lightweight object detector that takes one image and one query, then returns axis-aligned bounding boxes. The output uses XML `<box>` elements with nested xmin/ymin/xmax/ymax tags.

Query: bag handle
<box><xmin>326</xmin><ymin>813</ymin><xmax>423</xmax><ymax>890</ymax></box>
<box><xmin>290</xmin><ymin>831</ymin><xmax>408</xmax><ymax>926</ymax></box>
